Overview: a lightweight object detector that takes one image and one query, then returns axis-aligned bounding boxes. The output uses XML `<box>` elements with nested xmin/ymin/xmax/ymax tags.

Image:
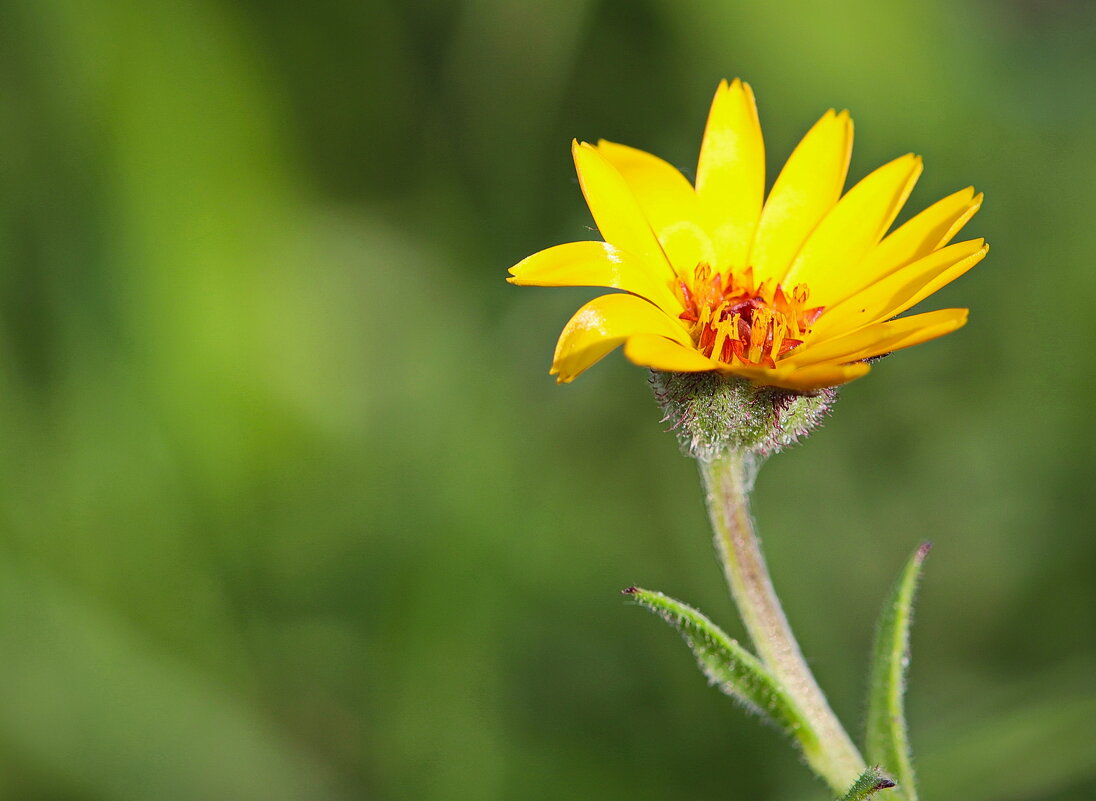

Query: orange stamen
<box><xmin>674</xmin><ymin>263</ymin><xmax>824</xmax><ymax>368</ymax></box>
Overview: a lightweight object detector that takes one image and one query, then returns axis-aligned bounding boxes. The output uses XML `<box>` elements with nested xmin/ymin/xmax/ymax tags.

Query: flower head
<box><xmin>508</xmin><ymin>79</ymin><xmax>988</xmax><ymax>392</ymax></box>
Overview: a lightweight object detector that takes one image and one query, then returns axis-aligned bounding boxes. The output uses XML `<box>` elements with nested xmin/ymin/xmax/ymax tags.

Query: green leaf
<box><xmin>865</xmin><ymin>543</ymin><xmax>931</xmax><ymax>801</ymax></box>
<box><xmin>624</xmin><ymin>587</ymin><xmax>822</xmax><ymax>762</ymax></box>
<box><xmin>837</xmin><ymin>766</ymin><xmax>896</xmax><ymax>801</ymax></box>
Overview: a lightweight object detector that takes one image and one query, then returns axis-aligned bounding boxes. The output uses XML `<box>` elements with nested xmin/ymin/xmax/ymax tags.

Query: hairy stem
<box><xmin>699</xmin><ymin>450</ymin><xmax>865</xmax><ymax>791</ymax></box>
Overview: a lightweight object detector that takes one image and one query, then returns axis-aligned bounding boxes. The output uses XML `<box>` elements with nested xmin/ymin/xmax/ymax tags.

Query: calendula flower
<box><xmin>508</xmin><ymin>79</ymin><xmax>988</xmax><ymax>392</ymax></box>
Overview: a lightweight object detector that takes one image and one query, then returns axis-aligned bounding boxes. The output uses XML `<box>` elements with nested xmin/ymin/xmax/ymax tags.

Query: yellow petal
<box><xmin>731</xmin><ymin>362</ymin><xmax>871</xmax><ymax>391</ymax></box>
<box><xmin>809</xmin><ymin>239</ymin><xmax>987</xmax><ymax>339</ymax></box>
<box><xmin>823</xmin><ymin>187</ymin><xmax>984</xmax><ymax>309</ymax></box>
<box><xmin>889</xmin><ymin>244</ymin><xmax>988</xmax><ymax>319</ymax></box>
<box><xmin>749</xmin><ymin>109</ymin><xmax>853</xmax><ymax>285</ymax></box>
<box><xmin>623</xmin><ymin>333</ymin><xmax>720</xmax><ymax>373</ymax></box>
<box><xmin>695</xmin><ymin>79</ymin><xmax>765</xmax><ymax>271</ymax></box>
<box><xmin>551</xmin><ymin>294</ymin><xmax>693</xmax><ymax>383</ymax></box>
<box><xmin>594</xmin><ymin>140</ymin><xmax>698</xmax><ymax>231</ymax></box>
<box><xmin>508</xmin><ymin>241</ymin><xmax>683</xmax><ymax>315</ymax></box>
<box><xmin>783</xmin><ymin>153</ymin><xmax>924</xmax><ymax>303</ymax></box>
<box><xmin>595</xmin><ymin>139</ymin><xmax>715</xmax><ymax>276</ymax></box>
<box><xmin>784</xmin><ymin>308</ymin><xmax>968</xmax><ymax>368</ymax></box>
<box><xmin>572</xmin><ymin>140</ymin><xmax>674</xmax><ymax>279</ymax></box>
<box><xmin>774</xmin><ymin>362</ymin><xmax>872</xmax><ymax>391</ymax></box>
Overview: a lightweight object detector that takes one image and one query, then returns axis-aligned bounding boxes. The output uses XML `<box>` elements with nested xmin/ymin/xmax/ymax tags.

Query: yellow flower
<box><xmin>508</xmin><ymin>79</ymin><xmax>988</xmax><ymax>392</ymax></box>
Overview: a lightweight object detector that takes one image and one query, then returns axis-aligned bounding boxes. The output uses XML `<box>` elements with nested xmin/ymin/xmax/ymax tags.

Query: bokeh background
<box><xmin>0</xmin><ymin>0</ymin><xmax>1094</xmax><ymax>799</ymax></box>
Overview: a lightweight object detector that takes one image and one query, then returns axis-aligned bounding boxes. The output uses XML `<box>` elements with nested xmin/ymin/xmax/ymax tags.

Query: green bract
<box><xmin>649</xmin><ymin>370</ymin><xmax>835</xmax><ymax>461</ymax></box>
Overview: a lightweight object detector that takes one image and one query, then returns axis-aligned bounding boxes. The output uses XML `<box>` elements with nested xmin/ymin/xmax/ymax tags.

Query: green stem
<box><xmin>699</xmin><ymin>450</ymin><xmax>865</xmax><ymax>792</ymax></box>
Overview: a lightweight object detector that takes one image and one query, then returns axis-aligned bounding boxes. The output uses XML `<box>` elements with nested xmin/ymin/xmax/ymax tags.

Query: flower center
<box><xmin>676</xmin><ymin>264</ymin><xmax>824</xmax><ymax>369</ymax></box>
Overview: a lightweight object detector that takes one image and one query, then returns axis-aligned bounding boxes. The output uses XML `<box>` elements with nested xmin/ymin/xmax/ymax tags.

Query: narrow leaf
<box><xmin>624</xmin><ymin>587</ymin><xmax>822</xmax><ymax>759</ymax></box>
<box><xmin>838</xmin><ymin>766</ymin><xmax>896</xmax><ymax>801</ymax></box>
<box><xmin>865</xmin><ymin>542</ymin><xmax>931</xmax><ymax>801</ymax></box>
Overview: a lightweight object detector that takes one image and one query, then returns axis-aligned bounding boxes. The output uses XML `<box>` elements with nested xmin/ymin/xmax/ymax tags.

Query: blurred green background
<box><xmin>0</xmin><ymin>0</ymin><xmax>1094</xmax><ymax>798</ymax></box>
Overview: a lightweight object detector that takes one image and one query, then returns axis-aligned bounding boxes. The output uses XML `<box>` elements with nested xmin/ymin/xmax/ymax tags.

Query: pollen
<box><xmin>676</xmin><ymin>264</ymin><xmax>823</xmax><ymax>368</ymax></box>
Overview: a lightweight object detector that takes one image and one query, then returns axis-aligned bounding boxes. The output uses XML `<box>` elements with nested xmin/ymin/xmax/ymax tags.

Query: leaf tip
<box><xmin>839</xmin><ymin>767</ymin><xmax>898</xmax><ymax>801</ymax></box>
